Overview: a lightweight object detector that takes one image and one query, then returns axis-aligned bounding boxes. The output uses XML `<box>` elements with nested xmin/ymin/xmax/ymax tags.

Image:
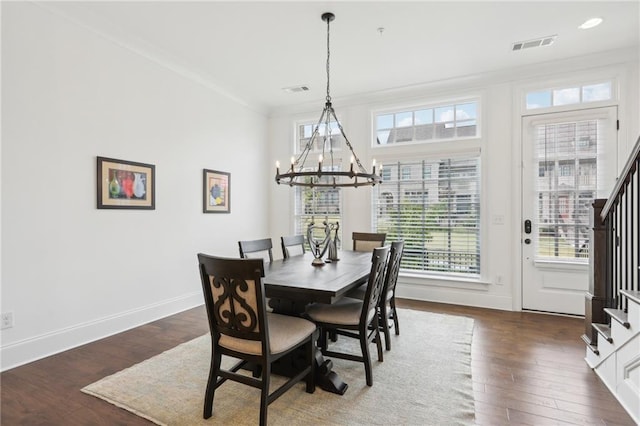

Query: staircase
<box><xmin>583</xmin><ymin>135</ymin><xmax>640</xmax><ymax>425</ymax></box>
<box><xmin>585</xmin><ymin>290</ymin><xmax>640</xmax><ymax>424</ymax></box>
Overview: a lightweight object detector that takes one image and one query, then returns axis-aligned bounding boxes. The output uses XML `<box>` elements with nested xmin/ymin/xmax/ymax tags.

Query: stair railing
<box><xmin>584</xmin><ymin>135</ymin><xmax>640</xmax><ymax>347</ymax></box>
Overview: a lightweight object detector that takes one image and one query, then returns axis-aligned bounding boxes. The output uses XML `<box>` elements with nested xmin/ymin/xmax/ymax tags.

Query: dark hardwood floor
<box><xmin>1</xmin><ymin>300</ymin><xmax>635</xmax><ymax>425</ymax></box>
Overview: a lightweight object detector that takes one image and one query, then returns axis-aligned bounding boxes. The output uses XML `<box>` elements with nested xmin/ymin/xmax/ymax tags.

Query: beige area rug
<box><xmin>82</xmin><ymin>309</ymin><xmax>475</xmax><ymax>425</ymax></box>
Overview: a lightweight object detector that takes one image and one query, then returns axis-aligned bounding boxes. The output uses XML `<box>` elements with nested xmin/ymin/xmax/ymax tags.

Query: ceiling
<box><xmin>43</xmin><ymin>1</ymin><xmax>639</xmax><ymax>112</ymax></box>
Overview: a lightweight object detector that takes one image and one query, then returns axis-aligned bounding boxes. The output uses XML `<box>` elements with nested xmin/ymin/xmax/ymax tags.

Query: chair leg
<box><xmin>391</xmin><ymin>298</ymin><xmax>400</xmax><ymax>335</ymax></box>
<box><xmin>203</xmin><ymin>350</ymin><xmax>221</xmax><ymax>419</ymax></box>
<box><xmin>380</xmin><ymin>304</ymin><xmax>392</xmax><ymax>351</ymax></box>
<box><xmin>374</xmin><ymin>319</ymin><xmax>384</xmax><ymax>363</ymax></box>
<box><xmin>259</xmin><ymin>363</ymin><xmax>270</xmax><ymax>426</ymax></box>
<box><xmin>360</xmin><ymin>328</ymin><xmax>373</xmax><ymax>386</ymax></box>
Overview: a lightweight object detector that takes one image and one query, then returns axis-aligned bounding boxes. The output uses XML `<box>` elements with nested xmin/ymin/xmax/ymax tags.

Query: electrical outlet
<box><xmin>1</xmin><ymin>312</ymin><xmax>14</xmax><ymax>329</ymax></box>
<box><xmin>495</xmin><ymin>275</ymin><xmax>503</xmax><ymax>285</ymax></box>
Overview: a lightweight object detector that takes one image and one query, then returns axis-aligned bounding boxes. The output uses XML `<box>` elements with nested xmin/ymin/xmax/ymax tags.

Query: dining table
<box><xmin>262</xmin><ymin>250</ymin><xmax>372</xmax><ymax>395</ymax></box>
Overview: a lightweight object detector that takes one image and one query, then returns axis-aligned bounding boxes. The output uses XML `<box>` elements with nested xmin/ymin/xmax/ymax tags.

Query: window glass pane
<box><xmin>414</xmin><ymin>124</ymin><xmax>434</xmax><ymax>141</ymax></box>
<box><xmin>456</xmin><ymin>103</ymin><xmax>477</xmax><ymax>120</ymax></box>
<box><xmin>526</xmin><ymin>91</ymin><xmax>552</xmax><ymax>109</ymax></box>
<box><xmin>374</xmin><ymin>101</ymin><xmax>477</xmax><ymax>145</ymax></box>
<box><xmin>377</xmin><ymin>114</ymin><xmax>393</xmax><ymax>130</ymax></box>
<box><xmin>527</xmin><ymin>81</ymin><xmax>613</xmax><ymax>110</ymax></box>
<box><xmin>377</xmin><ymin>130</ymin><xmax>391</xmax><ymax>145</ymax></box>
<box><xmin>435</xmin><ymin>106</ymin><xmax>455</xmax><ymax>123</ymax></box>
<box><xmin>303</xmin><ymin>124</ymin><xmax>314</xmax><ymax>138</ymax></box>
<box><xmin>582</xmin><ymin>82</ymin><xmax>612</xmax><ymax>102</ymax></box>
<box><xmin>435</xmin><ymin>123</ymin><xmax>455</xmax><ymax>139</ymax></box>
<box><xmin>374</xmin><ymin>157</ymin><xmax>481</xmax><ymax>277</ymax></box>
<box><xmin>533</xmin><ymin>119</ymin><xmax>601</xmax><ymax>261</ymax></box>
<box><xmin>553</xmin><ymin>88</ymin><xmax>580</xmax><ymax>106</ymax></box>
<box><xmin>414</xmin><ymin>109</ymin><xmax>433</xmax><ymax>125</ymax></box>
<box><xmin>456</xmin><ymin>121</ymin><xmax>477</xmax><ymax>137</ymax></box>
<box><xmin>395</xmin><ymin>112</ymin><xmax>412</xmax><ymax>127</ymax></box>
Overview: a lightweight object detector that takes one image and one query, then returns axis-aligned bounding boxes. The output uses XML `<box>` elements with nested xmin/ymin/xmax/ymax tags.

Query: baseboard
<box><xmin>0</xmin><ymin>292</ymin><xmax>203</xmax><ymax>372</ymax></box>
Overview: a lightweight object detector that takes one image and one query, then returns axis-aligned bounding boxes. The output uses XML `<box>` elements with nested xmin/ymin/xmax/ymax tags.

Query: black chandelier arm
<box><xmin>327</xmin><ymin>105</ymin><xmax>368</xmax><ymax>174</ymax></box>
<box><xmin>295</xmin><ymin>105</ymin><xmax>330</xmax><ymax>168</ymax></box>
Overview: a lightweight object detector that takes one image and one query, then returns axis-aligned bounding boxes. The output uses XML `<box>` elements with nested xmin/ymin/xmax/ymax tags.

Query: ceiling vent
<box><xmin>512</xmin><ymin>35</ymin><xmax>557</xmax><ymax>51</ymax></box>
<box><xmin>282</xmin><ymin>85</ymin><xmax>310</xmax><ymax>93</ymax></box>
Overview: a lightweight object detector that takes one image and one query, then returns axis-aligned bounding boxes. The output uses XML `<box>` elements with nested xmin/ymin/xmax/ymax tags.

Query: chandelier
<box><xmin>275</xmin><ymin>12</ymin><xmax>382</xmax><ymax>188</ymax></box>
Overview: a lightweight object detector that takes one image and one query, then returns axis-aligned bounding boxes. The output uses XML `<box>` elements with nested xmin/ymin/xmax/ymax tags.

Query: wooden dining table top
<box><xmin>263</xmin><ymin>251</ymin><xmax>372</xmax><ymax>305</ymax></box>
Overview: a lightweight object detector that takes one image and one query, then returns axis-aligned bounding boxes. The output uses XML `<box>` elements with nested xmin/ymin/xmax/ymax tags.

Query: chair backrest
<box><xmin>197</xmin><ymin>254</ymin><xmax>269</xmax><ymax>349</ymax></box>
<box><xmin>360</xmin><ymin>245</ymin><xmax>391</xmax><ymax>325</ymax></box>
<box><xmin>352</xmin><ymin>232</ymin><xmax>386</xmax><ymax>252</ymax></box>
<box><xmin>238</xmin><ymin>238</ymin><xmax>273</xmax><ymax>263</ymax></box>
<box><xmin>381</xmin><ymin>241</ymin><xmax>404</xmax><ymax>305</ymax></box>
<box><xmin>281</xmin><ymin>235</ymin><xmax>306</xmax><ymax>259</ymax></box>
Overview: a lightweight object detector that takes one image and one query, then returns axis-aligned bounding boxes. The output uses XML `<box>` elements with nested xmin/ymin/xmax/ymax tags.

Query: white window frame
<box><xmin>371</xmin><ymin>95</ymin><xmax>484</xmax><ymax>281</ymax></box>
<box><xmin>373</xmin><ymin>98</ymin><xmax>481</xmax><ymax>148</ymax></box>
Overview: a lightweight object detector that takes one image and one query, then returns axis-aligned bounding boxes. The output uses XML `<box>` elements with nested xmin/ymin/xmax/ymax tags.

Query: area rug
<box><xmin>82</xmin><ymin>309</ymin><xmax>475</xmax><ymax>425</ymax></box>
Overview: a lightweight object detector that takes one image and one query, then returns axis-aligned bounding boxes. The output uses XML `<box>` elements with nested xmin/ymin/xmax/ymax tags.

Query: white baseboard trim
<box><xmin>396</xmin><ymin>282</ymin><xmax>514</xmax><ymax>311</ymax></box>
<box><xmin>0</xmin><ymin>292</ymin><xmax>203</xmax><ymax>372</ymax></box>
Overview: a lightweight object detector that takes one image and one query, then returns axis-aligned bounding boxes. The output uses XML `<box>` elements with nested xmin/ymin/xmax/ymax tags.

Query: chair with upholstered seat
<box><xmin>280</xmin><ymin>235</ymin><xmax>306</xmax><ymax>259</ymax></box>
<box><xmin>239</xmin><ymin>238</ymin><xmax>274</xmax><ymax>263</ymax></box>
<box><xmin>347</xmin><ymin>241</ymin><xmax>404</xmax><ymax>350</ymax></box>
<box><xmin>197</xmin><ymin>254</ymin><xmax>316</xmax><ymax>426</ymax></box>
<box><xmin>352</xmin><ymin>232</ymin><xmax>386</xmax><ymax>252</ymax></box>
<box><xmin>305</xmin><ymin>245</ymin><xmax>390</xmax><ymax>386</ymax></box>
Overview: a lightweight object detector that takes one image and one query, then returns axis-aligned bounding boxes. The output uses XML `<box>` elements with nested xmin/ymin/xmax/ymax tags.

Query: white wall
<box><xmin>0</xmin><ymin>3</ymin><xmax>269</xmax><ymax>370</ymax></box>
<box><xmin>268</xmin><ymin>49</ymin><xmax>639</xmax><ymax>312</ymax></box>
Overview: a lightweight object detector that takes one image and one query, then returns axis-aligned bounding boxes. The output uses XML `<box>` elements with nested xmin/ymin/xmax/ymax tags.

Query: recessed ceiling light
<box><xmin>579</xmin><ymin>18</ymin><xmax>603</xmax><ymax>30</ymax></box>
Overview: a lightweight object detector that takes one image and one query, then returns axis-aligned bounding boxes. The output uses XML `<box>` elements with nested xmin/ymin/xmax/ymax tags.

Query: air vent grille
<box><xmin>282</xmin><ymin>86</ymin><xmax>310</xmax><ymax>93</ymax></box>
<box><xmin>512</xmin><ymin>35</ymin><xmax>557</xmax><ymax>51</ymax></box>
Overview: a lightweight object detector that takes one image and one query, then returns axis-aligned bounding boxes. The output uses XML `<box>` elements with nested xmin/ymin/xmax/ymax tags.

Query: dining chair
<box><xmin>238</xmin><ymin>238</ymin><xmax>274</xmax><ymax>263</ymax></box>
<box><xmin>197</xmin><ymin>254</ymin><xmax>317</xmax><ymax>426</ymax></box>
<box><xmin>347</xmin><ymin>241</ymin><xmax>404</xmax><ymax>350</ymax></box>
<box><xmin>352</xmin><ymin>232</ymin><xmax>386</xmax><ymax>252</ymax></box>
<box><xmin>305</xmin><ymin>245</ymin><xmax>390</xmax><ymax>386</ymax></box>
<box><xmin>280</xmin><ymin>235</ymin><xmax>306</xmax><ymax>259</ymax></box>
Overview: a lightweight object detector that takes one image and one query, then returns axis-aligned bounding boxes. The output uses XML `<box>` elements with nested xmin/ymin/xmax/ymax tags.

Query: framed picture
<box><xmin>97</xmin><ymin>156</ymin><xmax>155</xmax><ymax>209</ymax></box>
<box><xmin>203</xmin><ymin>169</ymin><xmax>230</xmax><ymax>213</ymax></box>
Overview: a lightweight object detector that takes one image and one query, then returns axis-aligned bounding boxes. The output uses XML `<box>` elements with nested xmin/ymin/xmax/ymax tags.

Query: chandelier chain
<box><xmin>325</xmin><ymin>16</ymin><xmax>331</xmax><ymax>103</ymax></box>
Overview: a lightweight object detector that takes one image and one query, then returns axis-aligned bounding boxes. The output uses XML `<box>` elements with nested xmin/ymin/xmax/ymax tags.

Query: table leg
<box><xmin>315</xmin><ymin>350</ymin><xmax>348</xmax><ymax>395</ymax></box>
<box><xmin>269</xmin><ymin>297</ymin><xmax>349</xmax><ymax>395</ymax></box>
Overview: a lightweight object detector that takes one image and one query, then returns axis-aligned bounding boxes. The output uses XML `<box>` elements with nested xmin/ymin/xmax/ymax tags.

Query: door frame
<box><xmin>520</xmin><ymin>106</ymin><xmax>618</xmax><ymax>314</ymax></box>
<box><xmin>511</xmin><ymin>71</ymin><xmax>626</xmax><ymax>312</ymax></box>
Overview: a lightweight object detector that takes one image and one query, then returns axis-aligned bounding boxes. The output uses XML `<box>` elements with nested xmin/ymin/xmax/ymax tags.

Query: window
<box><xmin>373</xmin><ymin>156</ymin><xmax>481</xmax><ymax>277</ymax></box>
<box><xmin>526</xmin><ymin>81</ymin><xmax>612</xmax><ymax>110</ymax></box>
<box><xmin>294</xmin><ymin>121</ymin><xmax>343</xmax><ymax>241</ymax></box>
<box><xmin>376</xmin><ymin>101</ymin><xmax>478</xmax><ymax>145</ymax></box>
<box><xmin>534</xmin><ymin>120</ymin><xmax>601</xmax><ymax>261</ymax></box>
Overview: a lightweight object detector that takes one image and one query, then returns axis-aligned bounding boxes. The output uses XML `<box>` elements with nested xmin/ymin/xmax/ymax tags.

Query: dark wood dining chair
<box><xmin>238</xmin><ymin>238</ymin><xmax>274</xmax><ymax>263</ymax></box>
<box><xmin>281</xmin><ymin>235</ymin><xmax>306</xmax><ymax>259</ymax></box>
<box><xmin>347</xmin><ymin>241</ymin><xmax>404</xmax><ymax>350</ymax></box>
<box><xmin>197</xmin><ymin>254</ymin><xmax>317</xmax><ymax>426</ymax></box>
<box><xmin>305</xmin><ymin>245</ymin><xmax>390</xmax><ymax>386</ymax></box>
<box><xmin>352</xmin><ymin>232</ymin><xmax>386</xmax><ymax>252</ymax></box>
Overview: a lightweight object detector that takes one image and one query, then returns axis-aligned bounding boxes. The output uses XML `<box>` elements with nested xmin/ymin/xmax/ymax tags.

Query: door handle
<box><xmin>524</xmin><ymin>238</ymin><xmax>531</xmax><ymax>244</ymax></box>
<box><xmin>524</xmin><ymin>219</ymin><xmax>532</xmax><ymax>234</ymax></box>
